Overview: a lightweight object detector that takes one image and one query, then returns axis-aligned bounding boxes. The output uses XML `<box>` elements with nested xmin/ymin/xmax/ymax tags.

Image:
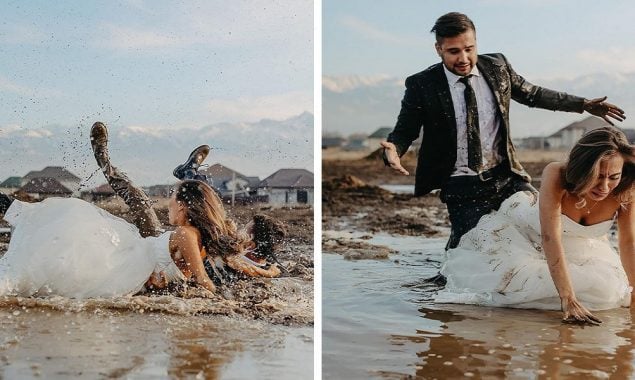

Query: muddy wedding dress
<box><xmin>0</xmin><ymin>198</ymin><xmax>183</xmax><ymax>299</ymax></box>
<box><xmin>435</xmin><ymin>191</ymin><xmax>631</xmax><ymax>310</ymax></box>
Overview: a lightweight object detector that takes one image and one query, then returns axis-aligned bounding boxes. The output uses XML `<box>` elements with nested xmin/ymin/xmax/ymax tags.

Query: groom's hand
<box><xmin>584</xmin><ymin>96</ymin><xmax>626</xmax><ymax>126</ymax></box>
<box><xmin>380</xmin><ymin>141</ymin><xmax>409</xmax><ymax>176</ymax></box>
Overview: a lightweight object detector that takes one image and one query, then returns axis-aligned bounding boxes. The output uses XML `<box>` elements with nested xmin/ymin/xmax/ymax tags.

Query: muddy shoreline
<box><xmin>322</xmin><ymin>150</ymin><xmax>552</xmax><ymax>243</ymax></box>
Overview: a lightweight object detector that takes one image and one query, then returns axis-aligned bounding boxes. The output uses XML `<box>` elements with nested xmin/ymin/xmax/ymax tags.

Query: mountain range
<box><xmin>323</xmin><ymin>72</ymin><xmax>635</xmax><ymax>138</ymax></box>
<box><xmin>0</xmin><ymin>112</ymin><xmax>314</xmax><ymax>187</ymax></box>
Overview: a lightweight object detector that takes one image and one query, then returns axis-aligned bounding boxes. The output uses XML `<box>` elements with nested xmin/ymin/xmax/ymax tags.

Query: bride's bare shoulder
<box><xmin>542</xmin><ymin>161</ymin><xmax>565</xmax><ymax>175</ymax></box>
<box><xmin>541</xmin><ymin>162</ymin><xmax>566</xmax><ymax>188</ymax></box>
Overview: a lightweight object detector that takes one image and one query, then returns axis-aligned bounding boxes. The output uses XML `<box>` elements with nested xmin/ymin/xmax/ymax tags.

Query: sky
<box><xmin>324</xmin><ymin>0</ymin><xmax>635</xmax><ymax>79</ymax></box>
<box><xmin>0</xmin><ymin>0</ymin><xmax>313</xmax><ymax>129</ymax></box>
<box><xmin>0</xmin><ymin>0</ymin><xmax>314</xmax><ymax>185</ymax></box>
<box><xmin>323</xmin><ymin>0</ymin><xmax>635</xmax><ymax>136</ymax></box>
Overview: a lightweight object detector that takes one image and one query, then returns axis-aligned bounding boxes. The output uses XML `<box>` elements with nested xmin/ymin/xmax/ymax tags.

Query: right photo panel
<box><xmin>322</xmin><ymin>1</ymin><xmax>635</xmax><ymax>378</ymax></box>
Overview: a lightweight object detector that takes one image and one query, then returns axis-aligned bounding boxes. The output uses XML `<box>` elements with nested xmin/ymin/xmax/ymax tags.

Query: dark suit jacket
<box><xmin>387</xmin><ymin>53</ymin><xmax>585</xmax><ymax>196</ymax></box>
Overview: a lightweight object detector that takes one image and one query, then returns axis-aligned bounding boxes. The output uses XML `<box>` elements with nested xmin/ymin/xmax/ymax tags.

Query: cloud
<box><xmin>205</xmin><ymin>91</ymin><xmax>313</xmax><ymax>123</ymax></box>
<box><xmin>339</xmin><ymin>16</ymin><xmax>416</xmax><ymax>46</ymax></box>
<box><xmin>322</xmin><ymin>74</ymin><xmax>399</xmax><ymax>93</ymax></box>
<box><xmin>119</xmin><ymin>125</ymin><xmax>167</xmax><ymax>138</ymax></box>
<box><xmin>24</xmin><ymin>129</ymin><xmax>52</xmax><ymax>138</ymax></box>
<box><xmin>98</xmin><ymin>1</ymin><xmax>313</xmax><ymax>51</ymax></box>
<box><xmin>0</xmin><ymin>76</ymin><xmax>32</xmax><ymax>95</ymax></box>
<box><xmin>101</xmin><ymin>24</ymin><xmax>185</xmax><ymax>49</ymax></box>
<box><xmin>0</xmin><ymin>125</ymin><xmax>22</xmax><ymax>137</ymax></box>
<box><xmin>577</xmin><ymin>47</ymin><xmax>635</xmax><ymax>74</ymax></box>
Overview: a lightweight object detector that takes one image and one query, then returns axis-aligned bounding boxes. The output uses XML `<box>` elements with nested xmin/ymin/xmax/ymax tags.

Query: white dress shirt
<box><xmin>443</xmin><ymin>65</ymin><xmax>503</xmax><ymax>176</ymax></box>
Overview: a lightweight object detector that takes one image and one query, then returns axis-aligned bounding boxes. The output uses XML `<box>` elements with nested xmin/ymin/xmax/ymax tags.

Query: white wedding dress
<box><xmin>435</xmin><ymin>191</ymin><xmax>631</xmax><ymax>310</ymax></box>
<box><xmin>0</xmin><ymin>198</ymin><xmax>183</xmax><ymax>299</ymax></box>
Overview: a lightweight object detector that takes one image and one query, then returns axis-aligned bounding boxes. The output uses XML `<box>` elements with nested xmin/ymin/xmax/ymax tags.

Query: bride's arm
<box><xmin>617</xmin><ymin>196</ymin><xmax>635</xmax><ymax>302</ymax></box>
<box><xmin>539</xmin><ymin>163</ymin><xmax>600</xmax><ymax>324</ymax></box>
<box><xmin>172</xmin><ymin>227</ymin><xmax>216</xmax><ymax>293</ymax></box>
<box><xmin>225</xmin><ymin>255</ymin><xmax>281</xmax><ymax>278</ymax></box>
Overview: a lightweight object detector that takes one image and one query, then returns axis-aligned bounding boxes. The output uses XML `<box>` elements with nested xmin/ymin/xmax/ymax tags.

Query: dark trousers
<box><xmin>440</xmin><ymin>165</ymin><xmax>536</xmax><ymax>250</ymax></box>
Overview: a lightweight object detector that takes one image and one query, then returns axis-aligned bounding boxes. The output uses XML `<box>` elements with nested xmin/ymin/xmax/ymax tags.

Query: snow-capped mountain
<box><xmin>0</xmin><ymin>112</ymin><xmax>314</xmax><ymax>187</ymax></box>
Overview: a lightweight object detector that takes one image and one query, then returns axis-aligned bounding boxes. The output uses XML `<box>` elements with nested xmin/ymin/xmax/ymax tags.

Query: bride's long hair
<box><xmin>174</xmin><ymin>180</ymin><xmax>250</xmax><ymax>257</ymax></box>
<box><xmin>563</xmin><ymin>126</ymin><xmax>635</xmax><ymax>205</ymax></box>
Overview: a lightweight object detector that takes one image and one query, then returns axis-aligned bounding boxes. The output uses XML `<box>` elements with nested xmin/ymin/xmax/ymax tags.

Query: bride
<box><xmin>436</xmin><ymin>127</ymin><xmax>635</xmax><ymax>324</ymax></box>
<box><xmin>0</xmin><ymin>122</ymin><xmax>280</xmax><ymax>298</ymax></box>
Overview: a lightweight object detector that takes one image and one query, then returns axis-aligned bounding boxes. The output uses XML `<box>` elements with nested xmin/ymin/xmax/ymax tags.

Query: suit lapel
<box><xmin>432</xmin><ymin>64</ymin><xmax>457</xmax><ymax>144</ymax></box>
<box><xmin>477</xmin><ymin>58</ymin><xmax>505</xmax><ymax>114</ymax></box>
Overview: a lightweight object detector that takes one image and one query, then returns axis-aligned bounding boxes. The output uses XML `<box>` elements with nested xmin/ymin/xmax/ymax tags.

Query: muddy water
<box><xmin>0</xmin><ymin>307</ymin><xmax>312</xmax><ymax>379</ymax></box>
<box><xmin>323</xmin><ymin>233</ymin><xmax>635</xmax><ymax>379</ymax></box>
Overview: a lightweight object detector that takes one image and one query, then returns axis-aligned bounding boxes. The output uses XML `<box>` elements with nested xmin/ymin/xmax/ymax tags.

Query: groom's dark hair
<box><xmin>431</xmin><ymin>12</ymin><xmax>476</xmax><ymax>43</ymax></box>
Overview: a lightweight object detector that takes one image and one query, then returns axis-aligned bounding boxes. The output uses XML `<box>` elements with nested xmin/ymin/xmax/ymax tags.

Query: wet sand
<box><xmin>322</xmin><ymin>152</ymin><xmax>632</xmax><ymax>379</ymax></box>
<box><xmin>0</xmin><ymin>200</ymin><xmax>314</xmax><ymax>378</ymax></box>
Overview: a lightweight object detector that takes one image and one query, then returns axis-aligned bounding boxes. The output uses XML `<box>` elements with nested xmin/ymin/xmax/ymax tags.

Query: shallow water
<box><xmin>323</xmin><ymin>233</ymin><xmax>635</xmax><ymax>379</ymax></box>
<box><xmin>0</xmin><ymin>307</ymin><xmax>313</xmax><ymax>379</ymax></box>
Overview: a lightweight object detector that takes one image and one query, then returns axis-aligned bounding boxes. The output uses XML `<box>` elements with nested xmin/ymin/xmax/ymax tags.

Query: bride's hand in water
<box><xmin>561</xmin><ymin>297</ymin><xmax>602</xmax><ymax>325</ymax></box>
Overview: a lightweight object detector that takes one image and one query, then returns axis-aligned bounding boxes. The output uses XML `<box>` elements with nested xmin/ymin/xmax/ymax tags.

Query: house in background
<box><xmin>322</xmin><ymin>135</ymin><xmax>346</xmax><ymax>150</ymax></box>
<box><xmin>199</xmin><ymin>164</ymin><xmax>261</xmax><ymax>201</ymax></box>
<box><xmin>366</xmin><ymin>127</ymin><xmax>392</xmax><ymax>150</ymax></box>
<box><xmin>343</xmin><ymin>133</ymin><xmax>369</xmax><ymax>151</ymax></box>
<box><xmin>258</xmin><ymin>168</ymin><xmax>314</xmax><ymax>205</ymax></box>
<box><xmin>546</xmin><ymin>116</ymin><xmax>609</xmax><ymax>149</ymax></box>
<box><xmin>513</xmin><ymin>136</ymin><xmax>548</xmax><ymax>150</ymax></box>
<box><xmin>81</xmin><ymin>183</ymin><xmax>116</xmax><ymax>202</ymax></box>
<box><xmin>21</xmin><ymin>177</ymin><xmax>72</xmax><ymax>199</ymax></box>
<box><xmin>367</xmin><ymin>126</ymin><xmax>422</xmax><ymax>152</ymax></box>
<box><xmin>0</xmin><ymin>176</ymin><xmax>21</xmax><ymax>195</ymax></box>
<box><xmin>22</xmin><ymin>166</ymin><xmax>82</xmax><ymax>196</ymax></box>
<box><xmin>145</xmin><ymin>184</ymin><xmax>173</xmax><ymax>198</ymax></box>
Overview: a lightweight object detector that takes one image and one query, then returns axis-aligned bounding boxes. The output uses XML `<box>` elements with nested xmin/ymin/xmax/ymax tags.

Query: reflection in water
<box><xmin>323</xmin><ymin>245</ymin><xmax>635</xmax><ymax>379</ymax></box>
<box><xmin>400</xmin><ymin>305</ymin><xmax>635</xmax><ymax>378</ymax></box>
<box><xmin>168</xmin><ymin>325</ymin><xmax>240</xmax><ymax>379</ymax></box>
<box><xmin>0</xmin><ymin>309</ymin><xmax>311</xmax><ymax>379</ymax></box>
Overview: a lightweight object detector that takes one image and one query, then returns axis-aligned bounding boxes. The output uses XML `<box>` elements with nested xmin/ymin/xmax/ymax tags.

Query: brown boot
<box><xmin>90</xmin><ymin>122</ymin><xmax>111</xmax><ymax>173</ymax></box>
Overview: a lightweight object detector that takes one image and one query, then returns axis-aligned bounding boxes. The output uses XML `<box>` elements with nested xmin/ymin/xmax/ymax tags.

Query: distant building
<box><xmin>0</xmin><ymin>176</ymin><xmax>22</xmax><ymax>195</ymax></box>
<box><xmin>22</xmin><ymin>166</ymin><xmax>82</xmax><ymax>196</ymax></box>
<box><xmin>367</xmin><ymin>127</ymin><xmax>393</xmax><ymax>150</ymax></box>
<box><xmin>21</xmin><ymin>177</ymin><xmax>72</xmax><ymax>199</ymax></box>
<box><xmin>513</xmin><ymin>136</ymin><xmax>548</xmax><ymax>150</ymax></box>
<box><xmin>322</xmin><ymin>136</ymin><xmax>346</xmax><ymax>149</ymax></box>
<box><xmin>258</xmin><ymin>168</ymin><xmax>314</xmax><ymax>205</ymax></box>
<box><xmin>199</xmin><ymin>164</ymin><xmax>261</xmax><ymax>201</ymax></box>
<box><xmin>546</xmin><ymin>116</ymin><xmax>609</xmax><ymax>149</ymax></box>
<box><xmin>81</xmin><ymin>183</ymin><xmax>117</xmax><ymax>202</ymax></box>
<box><xmin>343</xmin><ymin>134</ymin><xmax>369</xmax><ymax>151</ymax></box>
<box><xmin>367</xmin><ymin>126</ymin><xmax>421</xmax><ymax>152</ymax></box>
<box><xmin>145</xmin><ymin>184</ymin><xmax>173</xmax><ymax>198</ymax></box>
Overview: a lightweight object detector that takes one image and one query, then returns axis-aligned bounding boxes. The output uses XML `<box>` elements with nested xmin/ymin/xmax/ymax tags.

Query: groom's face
<box><xmin>435</xmin><ymin>30</ymin><xmax>478</xmax><ymax>76</ymax></box>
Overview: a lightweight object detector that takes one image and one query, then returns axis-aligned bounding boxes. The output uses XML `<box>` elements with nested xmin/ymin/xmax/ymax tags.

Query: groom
<box><xmin>382</xmin><ymin>12</ymin><xmax>625</xmax><ymax>251</ymax></box>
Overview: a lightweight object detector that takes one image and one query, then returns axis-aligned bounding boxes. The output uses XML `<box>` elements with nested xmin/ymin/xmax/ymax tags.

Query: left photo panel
<box><xmin>0</xmin><ymin>1</ymin><xmax>314</xmax><ymax>378</ymax></box>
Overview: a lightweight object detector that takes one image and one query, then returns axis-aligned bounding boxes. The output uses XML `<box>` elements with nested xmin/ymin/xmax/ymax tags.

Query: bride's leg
<box><xmin>90</xmin><ymin>122</ymin><xmax>162</xmax><ymax>238</ymax></box>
